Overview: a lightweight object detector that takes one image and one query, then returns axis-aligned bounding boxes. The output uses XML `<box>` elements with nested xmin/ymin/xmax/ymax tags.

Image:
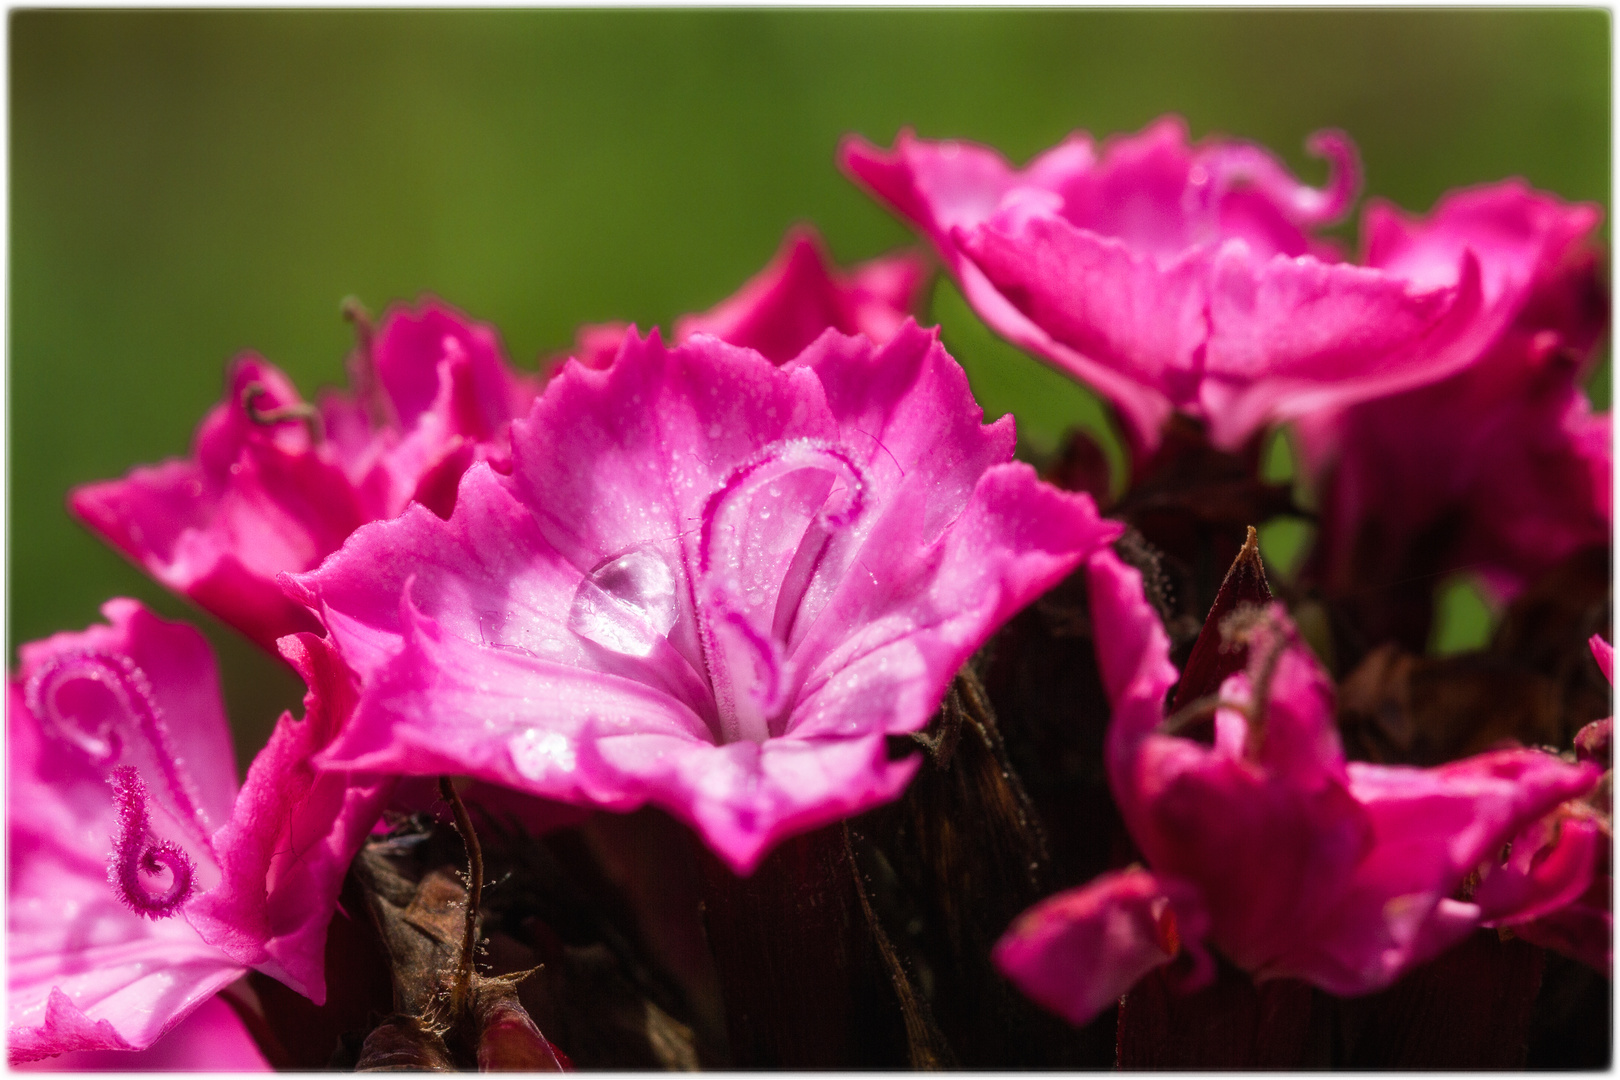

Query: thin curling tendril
<box><xmin>107</xmin><ymin>765</ymin><xmax>196</xmax><ymax>919</ymax></box>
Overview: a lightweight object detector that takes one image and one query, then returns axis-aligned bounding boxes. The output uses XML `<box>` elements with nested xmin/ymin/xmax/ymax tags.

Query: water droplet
<box><xmin>509</xmin><ymin>727</ymin><xmax>578</xmax><ymax>779</ymax></box>
<box><xmin>567</xmin><ymin>548</ymin><xmax>678</xmax><ymax>658</ymax></box>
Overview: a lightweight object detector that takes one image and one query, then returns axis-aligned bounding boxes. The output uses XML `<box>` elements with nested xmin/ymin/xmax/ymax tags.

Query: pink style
<box><xmin>288</xmin><ymin>322</ymin><xmax>1119</xmax><ymax>873</ymax></box>
<box><xmin>69</xmin><ymin>300</ymin><xmax>540</xmax><ymax>653</ymax></box>
<box><xmin>844</xmin><ymin>116</ymin><xmax>1590</xmax><ymax>458</ymax></box>
<box><xmin>993</xmin><ymin>551</ymin><xmax>1602</xmax><ymax>1026</ymax></box>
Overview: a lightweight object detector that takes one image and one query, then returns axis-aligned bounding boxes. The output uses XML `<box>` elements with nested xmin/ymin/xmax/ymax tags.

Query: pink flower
<box><xmin>566</xmin><ymin>225</ymin><xmax>930</xmax><ymax>368</ymax></box>
<box><xmin>993</xmin><ymin>550</ymin><xmax>1600</xmax><ymax>1026</ymax></box>
<box><xmin>70</xmin><ymin>299</ymin><xmax>540</xmax><ymax>653</ymax></box>
<box><xmin>1473</xmin><ymin>634</ymin><xmax>1613</xmax><ymax>975</ymax></box>
<box><xmin>9</xmin><ymin>601</ymin><xmax>251</xmax><ymax>1061</ymax></box>
<box><xmin>289</xmin><ymin>322</ymin><xmax>1118</xmax><ymax>872</ymax></box>
<box><xmin>7</xmin><ymin>601</ymin><xmax>384</xmax><ymax>1064</ymax></box>
<box><xmin>842</xmin><ymin>117</ymin><xmax>1574</xmax><ymax>455</ymax></box>
<box><xmin>1297</xmin><ymin>184</ymin><xmax>1609</xmax><ymax>612</ymax></box>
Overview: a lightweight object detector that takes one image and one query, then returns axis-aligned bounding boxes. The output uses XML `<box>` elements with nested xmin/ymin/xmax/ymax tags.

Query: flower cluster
<box><xmin>10</xmin><ymin>118</ymin><xmax>1611</xmax><ymax>1070</ymax></box>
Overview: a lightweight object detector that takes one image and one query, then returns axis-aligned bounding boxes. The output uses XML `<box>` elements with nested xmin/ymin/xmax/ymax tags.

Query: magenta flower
<box><xmin>840</xmin><ymin>117</ymin><xmax>1577</xmax><ymax>455</ymax></box>
<box><xmin>993</xmin><ymin>550</ymin><xmax>1601</xmax><ymax>1026</ymax></box>
<box><xmin>289</xmin><ymin>322</ymin><xmax>1118</xmax><ymax>872</ymax></box>
<box><xmin>1473</xmin><ymin>634</ymin><xmax>1613</xmax><ymax>975</ymax></box>
<box><xmin>566</xmin><ymin>225</ymin><xmax>930</xmax><ymax>368</ymax></box>
<box><xmin>9</xmin><ymin>601</ymin><xmax>251</xmax><ymax>1061</ymax></box>
<box><xmin>70</xmin><ymin>299</ymin><xmax>540</xmax><ymax>653</ymax></box>
<box><xmin>8</xmin><ymin>601</ymin><xmax>385</xmax><ymax>1064</ymax></box>
<box><xmin>1297</xmin><ymin>183</ymin><xmax>1609</xmax><ymax>608</ymax></box>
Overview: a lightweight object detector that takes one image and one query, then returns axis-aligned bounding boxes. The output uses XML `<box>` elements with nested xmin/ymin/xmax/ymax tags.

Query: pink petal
<box><xmin>15</xmin><ymin>990</ymin><xmax>268</xmax><ymax>1072</ymax></box>
<box><xmin>1197</xmin><ymin>244</ymin><xmax>1487</xmax><ymax>448</ymax></box>
<box><xmin>1475</xmin><ymin>815</ymin><xmax>1604</xmax><ymax>928</ymax></box>
<box><xmin>188</xmin><ymin>632</ymin><xmax>394</xmax><ymax>1004</ymax></box>
<box><xmin>1084</xmin><ymin>549</ymin><xmax>1181</xmax><ymax>795</ymax></box>
<box><xmin>17</xmin><ymin>599</ymin><xmax>240</xmax><ymax>831</ymax></box>
<box><xmin>959</xmin><ymin>210</ymin><xmax>1212</xmax><ymax>411</ymax></box>
<box><xmin>372</xmin><ymin>297</ymin><xmax>531</xmax><ymax>439</ymax></box>
<box><xmin>1506</xmin><ymin>875</ymin><xmax>1613</xmax><ymax>977</ymax></box>
<box><xmin>675</xmin><ymin>226</ymin><xmax>929</xmax><ymax>363</ymax></box>
<box><xmin>1590</xmin><ymin>634</ymin><xmax>1614</xmax><ymax>685</ymax></box>
<box><xmin>1274</xmin><ymin>752</ymin><xmax>1604</xmax><ymax>994</ymax></box>
<box><xmin>993</xmin><ymin>867</ymin><xmax>1210</xmax><ymax>1027</ymax></box>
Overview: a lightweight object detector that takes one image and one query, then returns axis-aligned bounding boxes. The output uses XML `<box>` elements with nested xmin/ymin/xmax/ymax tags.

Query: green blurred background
<box><xmin>10</xmin><ymin>10</ymin><xmax>1611</xmax><ymax>765</ymax></box>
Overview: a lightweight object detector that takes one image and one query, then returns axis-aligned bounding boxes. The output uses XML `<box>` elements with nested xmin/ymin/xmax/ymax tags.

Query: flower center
<box><xmin>559</xmin><ymin>438</ymin><xmax>872</xmax><ymax>747</ymax></box>
<box><xmin>695</xmin><ymin>438</ymin><xmax>870</xmax><ymax>744</ymax></box>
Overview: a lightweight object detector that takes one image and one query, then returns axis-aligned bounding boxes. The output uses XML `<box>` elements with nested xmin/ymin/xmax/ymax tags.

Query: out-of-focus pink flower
<box><xmin>566</xmin><ymin>225</ymin><xmax>930</xmax><ymax>369</ymax></box>
<box><xmin>70</xmin><ymin>299</ymin><xmax>540</xmax><ymax>653</ymax></box>
<box><xmin>8</xmin><ymin>601</ymin><xmax>382</xmax><ymax>1064</ymax></box>
<box><xmin>1475</xmin><ymin>635</ymin><xmax>1614</xmax><ymax>975</ymax></box>
<box><xmin>15</xmin><ymin>994</ymin><xmax>269</xmax><ymax>1072</ymax></box>
<box><xmin>1298</xmin><ymin>184</ymin><xmax>1609</xmax><ymax>609</ymax></box>
<box><xmin>841</xmin><ymin>117</ymin><xmax>1586</xmax><ymax>456</ymax></box>
<box><xmin>9</xmin><ymin>602</ymin><xmax>250</xmax><ymax>1062</ymax></box>
<box><xmin>994</xmin><ymin>551</ymin><xmax>1600</xmax><ymax>1025</ymax></box>
<box><xmin>289</xmin><ymin>323</ymin><xmax>1118</xmax><ymax>873</ymax></box>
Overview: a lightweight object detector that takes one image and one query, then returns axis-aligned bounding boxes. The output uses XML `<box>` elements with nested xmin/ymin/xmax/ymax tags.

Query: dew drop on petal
<box><xmin>567</xmin><ymin>548</ymin><xmax>678</xmax><ymax>658</ymax></box>
<box><xmin>509</xmin><ymin>727</ymin><xmax>578</xmax><ymax>780</ymax></box>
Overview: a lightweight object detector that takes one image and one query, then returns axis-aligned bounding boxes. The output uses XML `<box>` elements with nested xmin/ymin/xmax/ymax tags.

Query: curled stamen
<box><xmin>1184</xmin><ymin>129</ymin><xmax>1361</xmax><ymax>234</ymax></box>
<box><xmin>25</xmin><ymin>650</ymin><xmax>213</xmax><ymax>841</ymax></box>
<box><xmin>242</xmin><ymin>380</ymin><xmax>324</xmax><ymax>443</ymax></box>
<box><xmin>108</xmin><ymin>766</ymin><xmax>196</xmax><ymax>919</ymax></box>
<box><xmin>341</xmin><ymin>295</ymin><xmax>390</xmax><ymax>428</ymax></box>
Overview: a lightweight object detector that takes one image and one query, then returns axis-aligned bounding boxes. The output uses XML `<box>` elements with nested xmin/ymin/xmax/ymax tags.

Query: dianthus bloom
<box><xmin>290</xmin><ymin>322</ymin><xmax>1118</xmax><ymax>872</ymax></box>
<box><xmin>992</xmin><ymin>550</ymin><xmax>1601</xmax><ymax>1026</ymax></box>
<box><xmin>70</xmin><ymin>300</ymin><xmax>539</xmax><ymax>652</ymax></box>
<box><xmin>1475</xmin><ymin>635</ymin><xmax>1614</xmax><ymax>975</ymax></box>
<box><xmin>843</xmin><ymin>117</ymin><xmax>1580</xmax><ymax>455</ymax></box>
<box><xmin>9</xmin><ymin>602</ymin><xmax>258</xmax><ymax>1063</ymax></box>
<box><xmin>8</xmin><ymin>601</ymin><xmax>389</xmax><ymax>1065</ymax></box>
<box><xmin>1297</xmin><ymin>183</ymin><xmax>1610</xmax><ymax>614</ymax></box>
<box><xmin>568</xmin><ymin>225</ymin><xmax>930</xmax><ymax>368</ymax></box>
